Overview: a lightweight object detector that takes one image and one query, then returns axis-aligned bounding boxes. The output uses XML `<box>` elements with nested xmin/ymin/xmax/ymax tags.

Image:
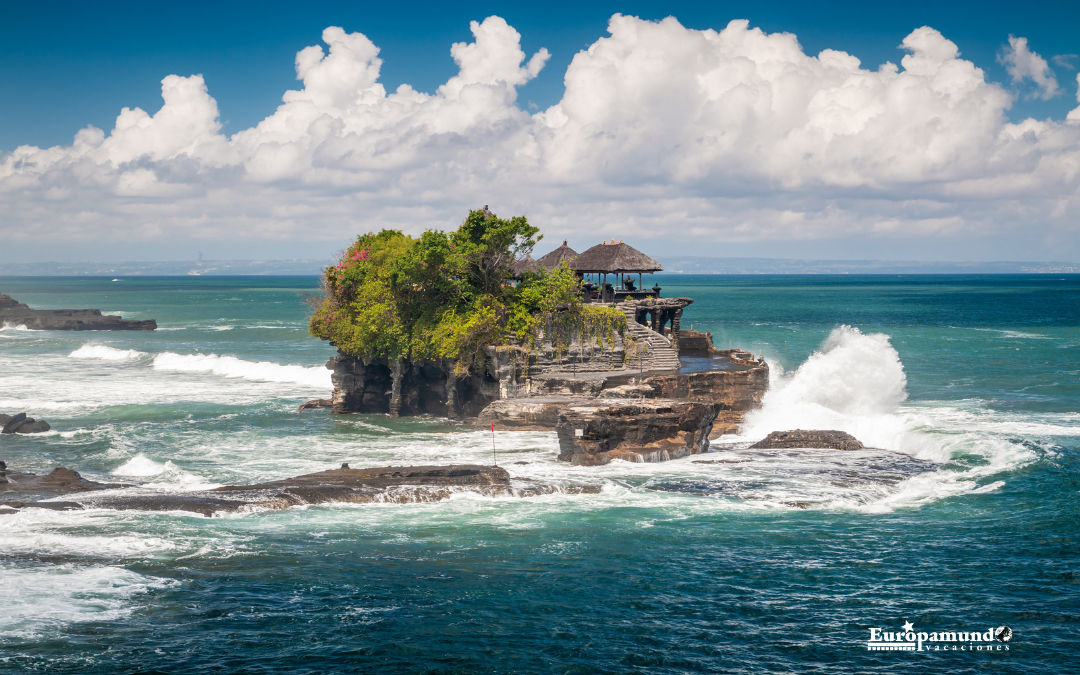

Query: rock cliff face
<box><xmin>326</xmin><ymin>320</ymin><xmax>628</xmax><ymax>417</ymax></box>
<box><xmin>325</xmin><ymin>354</ymin><xmax>489</xmax><ymax>417</ymax></box>
<box><xmin>551</xmin><ymin>365</ymin><xmax>769</xmax><ymax>465</ymax></box>
<box><xmin>0</xmin><ymin>293</ymin><xmax>156</xmax><ymax>331</ymax></box>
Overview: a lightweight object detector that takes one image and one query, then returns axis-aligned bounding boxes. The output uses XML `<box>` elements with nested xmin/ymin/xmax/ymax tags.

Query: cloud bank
<box><xmin>3</xmin><ymin>15</ymin><xmax>1080</xmax><ymax>261</ymax></box>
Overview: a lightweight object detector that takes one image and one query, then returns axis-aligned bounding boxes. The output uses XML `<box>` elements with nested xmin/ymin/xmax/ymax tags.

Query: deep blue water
<box><xmin>1</xmin><ymin>274</ymin><xmax>1077</xmax><ymax>673</ymax></box>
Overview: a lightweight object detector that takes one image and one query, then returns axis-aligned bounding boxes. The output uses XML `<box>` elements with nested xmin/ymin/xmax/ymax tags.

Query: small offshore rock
<box><xmin>1</xmin><ymin>413</ymin><xmax>51</xmax><ymax>434</ymax></box>
<box><xmin>298</xmin><ymin>398</ymin><xmax>334</xmax><ymax>412</ymax></box>
<box><xmin>2</xmin><ymin>413</ymin><xmax>27</xmax><ymax>434</ymax></box>
<box><xmin>749</xmin><ymin>429</ymin><xmax>865</xmax><ymax>451</ymax></box>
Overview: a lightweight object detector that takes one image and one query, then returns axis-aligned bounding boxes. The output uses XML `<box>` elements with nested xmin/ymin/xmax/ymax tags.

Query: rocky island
<box><xmin>308</xmin><ymin>207</ymin><xmax>770</xmax><ymax>465</ymax></box>
<box><xmin>0</xmin><ymin>292</ymin><xmax>156</xmax><ymax>330</ymax></box>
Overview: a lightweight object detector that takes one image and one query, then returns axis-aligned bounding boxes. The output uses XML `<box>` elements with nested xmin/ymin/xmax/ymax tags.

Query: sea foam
<box><xmin>152</xmin><ymin>351</ymin><xmax>332</xmax><ymax>389</ymax></box>
<box><xmin>735</xmin><ymin>325</ymin><xmax>1041</xmax><ymax>511</ymax></box>
<box><xmin>0</xmin><ymin>563</ymin><xmax>171</xmax><ymax>638</ymax></box>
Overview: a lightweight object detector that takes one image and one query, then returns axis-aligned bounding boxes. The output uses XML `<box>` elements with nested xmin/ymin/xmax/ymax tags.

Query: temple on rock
<box><xmin>309</xmin><ymin>208</ymin><xmax>769</xmax><ymax>466</ymax></box>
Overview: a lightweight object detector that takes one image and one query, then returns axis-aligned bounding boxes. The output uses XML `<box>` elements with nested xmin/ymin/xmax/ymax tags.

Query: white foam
<box><xmin>69</xmin><ymin>344</ymin><xmax>146</xmax><ymax>361</ymax></box>
<box><xmin>1</xmin><ymin>322</ymin><xmax>29</xmax><ymax>331</ymax></box>
<box><xmin>0</xmin><ymin>563</ymin><xmax>172</xmax><ymax>638</ymax></box>
<box><xmin>152</xmin><ymin>351</ymin><xmax>332</xmax><ymax>389</ymax></box>
<box><xmin>112</xmin><ymin>453</ymin><xmax>171</xmax><ymax>477</ymax></box>
<box><xmin>110</xmin><ymin>454</ymin><xmax>220</xmax><ymax>490</ymax></box>
<box><xmin>733</xmin><ymin>326</ymin><xmax>1047</xmax><ymax>511</ymax></box>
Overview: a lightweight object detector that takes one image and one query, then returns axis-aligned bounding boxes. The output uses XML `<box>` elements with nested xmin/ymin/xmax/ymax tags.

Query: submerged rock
<box><xmin>0</xmin><ymin>292</ymin><xmax>156</xmax><ymax>331</ymax></box>
<box><xmin>749</xmin><ymin>430</ymin><xmax>865</xmax><ymax>451</ymax></box>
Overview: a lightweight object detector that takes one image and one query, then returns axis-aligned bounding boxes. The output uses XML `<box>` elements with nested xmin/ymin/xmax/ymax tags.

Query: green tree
<box><xmin>309</xmin><ymin>208</ymin><xmax>626</xmax><ymax>374</ymax></box>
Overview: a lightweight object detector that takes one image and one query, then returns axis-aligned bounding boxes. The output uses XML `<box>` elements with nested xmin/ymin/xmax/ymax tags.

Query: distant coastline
<box><xmin>1</xmin><ymin>256</ymin><xmax>1078</xmax><ymax>276</ymax></box>
<box><xmin>658</xmin><ymin>256</ymin><xmax>1080</xmax><ymax>275</ymax></box>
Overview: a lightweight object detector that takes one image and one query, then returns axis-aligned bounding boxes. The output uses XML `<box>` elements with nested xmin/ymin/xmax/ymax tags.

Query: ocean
<box><xmin>1</xmin><ymin>274</ymin><xmax>1077</xmax><ymax>673</ymax></box>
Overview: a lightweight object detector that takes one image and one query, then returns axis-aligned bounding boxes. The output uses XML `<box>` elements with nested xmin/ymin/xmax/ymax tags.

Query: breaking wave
<box><xmin>152</xmin><ymin>351</ymin><xmax>332</xmax><ymax>389</ymax></box>
<box><xmin>69</xmin><ymin>344</ymin><xmax>146</xmax><ymax>361</ymax></box>
<box><xmin>112</xmin><ymin>453</ymin><xmax>218</xmax><ymax>490</ymax></box>
<box><xmin>735</xmin><ymin>325</ymin><xmax>1043</xmax><ymax>511</ymax></box>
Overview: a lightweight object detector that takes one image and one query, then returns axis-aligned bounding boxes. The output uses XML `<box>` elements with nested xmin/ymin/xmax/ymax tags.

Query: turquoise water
<box><xmin>1</xmin><ymin>274</ymin><xmax>1077</xmax><ymax>673</ymax></box>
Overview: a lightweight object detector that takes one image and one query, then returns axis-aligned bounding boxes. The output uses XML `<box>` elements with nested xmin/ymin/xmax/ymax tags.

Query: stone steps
<box><xmin>618</xmin><ymin>304</ymin><xmax>681</xmax><ymax>372</ymax></box>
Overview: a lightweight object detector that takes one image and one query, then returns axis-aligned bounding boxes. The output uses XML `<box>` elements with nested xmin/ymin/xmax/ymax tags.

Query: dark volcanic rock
<box><xmin>1</xmin><ymin>413</ymin><xmax>27</xmax><ymax>434</ymax></box>
<box><xmin>16</xmin><ymin>420</ymin><xmax>51</xmax><ymax>433</ymax></box>
<box><xmin>297</xmin><ymin>398</ymin><xmax>334</xmax><ymax>411</ymax></box>
<box><xmin>556</xmin><ymin>399</ymin><xmax>724</xmax><ymax>465</ymax></box>
<box><xmin>0</xmin><ymin>463</ymin><xmax>596</xmax><ymax>517</ymax></box>
<box><xmin>1</xmin><ymin>413</ymin><xmax>52</xmax><ymax>434</ymax></box>
<box><xmin>0</xmin><ymin>467</ymin><xmax>131</xmax><ymax>503</ymax></box>
<box><xmin>0</xmin><ymin>292</ymin><xmax>156</xmax><ymax>331</ymax></box>
<box><xmin>749</xmin><ymin>429</ymin><xmax>865</xmax><ymax>451</ymax></box>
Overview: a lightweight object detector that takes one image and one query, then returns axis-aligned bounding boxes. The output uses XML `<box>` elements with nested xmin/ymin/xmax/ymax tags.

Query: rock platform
<box><xmin>0</xmin><ymin>292</ymin><xmax>156</xmax><ymax>331</ymax></box>
<box><xmin>0</xmin><ymin>463</ymin><xmax>599</xmax><ymax>517</ymax></box>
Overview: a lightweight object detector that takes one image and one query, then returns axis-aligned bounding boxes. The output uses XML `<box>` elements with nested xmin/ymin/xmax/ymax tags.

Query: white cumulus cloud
<box><xmin>998</xmin><ymin>35</ymin><xmax>1060</xmax><ymax>100</ymax></box>
<box><xmin>2</xmin><ymin>15</ymin><xmax>1080</xmax><ymax>262</ymax></box>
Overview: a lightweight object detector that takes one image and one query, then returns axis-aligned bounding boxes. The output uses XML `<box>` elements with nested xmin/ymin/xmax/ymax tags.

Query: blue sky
<box><xmin>4</xmin><ymin>0</ymin><xmax>1078</xmax><ymax>150</ymax></box>
<box><xmin>1</xmin><ymin>0</ymin><xmax>1079</xmax><ymax>262</ymax></box>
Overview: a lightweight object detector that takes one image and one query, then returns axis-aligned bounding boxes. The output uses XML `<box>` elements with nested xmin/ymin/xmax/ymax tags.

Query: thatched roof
<box><xmin>509</xmin><ymin>254</ymin><xmax>542</xmax><ymax>278</ymax></box>
<box><xmin>571</xmin><ymin>240</ymin><xmax>663</xmax><ymax>273</ymax></box>
<box><xmin>535</xmin><ymin>241</ymin><xmax>578</xmax><ymax>270</ymax></box>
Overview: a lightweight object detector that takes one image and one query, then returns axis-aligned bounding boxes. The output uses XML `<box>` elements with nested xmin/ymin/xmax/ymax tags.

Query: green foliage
<box><xmin>309</xmin><ymin>209</ymin><xmax>628</xmax><ymax>374</ymax></box>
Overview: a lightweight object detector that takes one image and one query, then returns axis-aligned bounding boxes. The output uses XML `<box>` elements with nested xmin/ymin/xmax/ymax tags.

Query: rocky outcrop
<box><xmin>297</xmin><ymin>399</ymin><xmax>333</xmax><ymax>411</ymax></box>
<box><xmin>0</xmin><ymin>413</ymin><xmax>51</xmax><ymax>434</ymax></box>
<box><xmin>556</xmin><ymin>399</ymin><xmax>723</xmax><ymax>465</ymax></box>
<box><xmin>548</xmin><ymin>362</ymin><xmax>770</xmax><ymax>464</ymax></box>
<box><xmin>749</xmin><ymin>430</ymin><xmax>865</xmax><ymax>451</ymax></box>
<box><xmin>0</xmin><ymin>467</ymin><xmax>129</xmax><ymax>498</ymax></box>
<box><xmin>473</xmin><ymin>397</ymin><xmax>575</xmax><ymax>430</ymax></box>
<box><xmin>0</xmin><ymin>463</ymin><xmax>601</xmax><ymax>516</ymax></box>
<box><xmin>0</xmin><ymin>292</ymin><xmax>156</xmax><ymax>331</ymax></box>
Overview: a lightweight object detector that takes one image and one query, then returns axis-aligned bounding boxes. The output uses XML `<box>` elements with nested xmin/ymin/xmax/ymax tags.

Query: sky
<box><xmin>2</xmin><ymin>0</ymin><xmax>1079</xmax><ymax>263</ymax></box>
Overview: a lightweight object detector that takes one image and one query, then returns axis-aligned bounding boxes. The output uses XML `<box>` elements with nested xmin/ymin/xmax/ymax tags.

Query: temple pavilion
<box><xmin>527</xmin><ymin>238</ymin><xmax>664</xmax><ymax>302</ymax></box>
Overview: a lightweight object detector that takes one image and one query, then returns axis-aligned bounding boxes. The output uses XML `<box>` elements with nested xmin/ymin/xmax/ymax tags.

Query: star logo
<box><xmin>901</xmin><ymin>621</ymin><xmax>915</xmax><ymax>632</ymax></box>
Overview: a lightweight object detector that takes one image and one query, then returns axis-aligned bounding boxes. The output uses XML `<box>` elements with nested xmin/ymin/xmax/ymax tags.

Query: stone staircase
<box><xmin>617</xmin><ymin>303</ymin><xmax>682</xmax><ymax>372</ymax></box>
